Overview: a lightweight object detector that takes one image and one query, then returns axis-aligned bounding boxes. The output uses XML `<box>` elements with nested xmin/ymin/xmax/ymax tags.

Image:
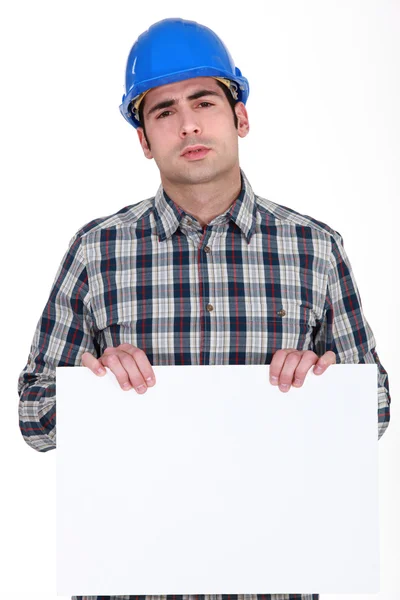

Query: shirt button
<box><xmin>204</xmin><ymin>246</ymin><xmax>211</xmax><ymax>253</ymax></box>
<box><xmin>206</xmin><ymin>303</ymin><xmax>214</xmax><ymax>312</ymax></box>
<box><xmin>277</xmin><ymin>309</ymin><xmax>286</xmax><ymax>317</ymax></box>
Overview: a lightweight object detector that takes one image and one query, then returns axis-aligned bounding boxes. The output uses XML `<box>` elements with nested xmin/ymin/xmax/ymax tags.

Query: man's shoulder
<box><xmin>256</xmin><ymin>195</ymin><xmax>342</xmax><ymax>241</ymax></box>
<box><xmin>72</xmin><ymin>196</ymin><xmax>155</xmax><ymax>240</ymax></box>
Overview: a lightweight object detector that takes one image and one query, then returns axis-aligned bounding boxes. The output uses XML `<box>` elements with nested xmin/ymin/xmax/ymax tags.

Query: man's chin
<box><xmin>175</xmin><ymin>160</ymin><xmax>223</xmax><ymax>182</ymax></box>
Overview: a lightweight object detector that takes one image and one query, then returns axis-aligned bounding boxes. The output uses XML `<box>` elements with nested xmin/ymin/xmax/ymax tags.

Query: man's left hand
<box><xmin>269</xmin><ymin>349</ymin><xmax>336</xmax><ymax>392</ymax></box>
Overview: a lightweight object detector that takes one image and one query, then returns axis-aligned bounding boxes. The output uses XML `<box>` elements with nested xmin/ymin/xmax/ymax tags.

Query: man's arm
<box><xmin>313</xmin><ymin>230</ymin><xmax>391</xmax><ymax>440</ymax></box>
<box><xmin>17</xmin><ymin>231</ymin><xmax>99</xmax><ymax>452</ymax></box>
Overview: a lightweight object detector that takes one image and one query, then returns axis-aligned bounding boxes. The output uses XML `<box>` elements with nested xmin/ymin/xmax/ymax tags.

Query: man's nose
<box><xmin>178</xmin><ymin>107</ymin><xmax>202</xmax><ymax>136</ymax></box>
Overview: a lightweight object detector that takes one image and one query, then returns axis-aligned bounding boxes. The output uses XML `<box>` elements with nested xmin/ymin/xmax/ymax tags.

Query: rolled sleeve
<box><xmin>313</xmin><ymin>231</ymin><xmax>391</xmax><ymax>440</ymax></box>
<box><xmin>17</xmin><ymin>231</ymin><xmax>99</xmax><ymax>452</ymax></box>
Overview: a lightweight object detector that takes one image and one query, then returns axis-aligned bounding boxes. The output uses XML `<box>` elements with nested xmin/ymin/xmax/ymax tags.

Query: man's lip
<box><xmin>181</xmin><ymin>145</ymin><xmax>210</xmax><ymax>156</ymax></box>
<box><xmin>181</xmin><ymin>148</ymin><xmax>211</xmax><ymax>161</ymax></box>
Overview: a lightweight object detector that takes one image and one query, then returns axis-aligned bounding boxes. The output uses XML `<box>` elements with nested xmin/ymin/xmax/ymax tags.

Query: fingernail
<box><xmin>270</xmin><ymin>376</ymin><xmax>278</xmax><ymax>384</ymax></box>
<box><xmin>97</xmin><ymin>368</ymin><xmax>106</xmax><ymax>375</ymax></box>
<box><xmin>136</xmin><ymin>384</ymin><xmax>146</xmax><ymax>393</ymax></box>
<box><xmin>280</xmin><ymin>383</ymin><xmax>289</xmax><ymax>391</ymax></box>
<box><xmin>123</xmin><ymin>383</ymin><xmax>132</xmax><ymax>390</ymax></box>
<box><xmin>314</xmin><ymin>366</ymin><xmax>323</xmax><ymax>374</ymax></box>
<box><xmin>294</xmin><ymin>378</ymin><xmax>303</xmax><ymax>386</ymax></box>
<box><xmin>146</xmin><ymin>377</ymin><xmax>154</xmax><ymax>383</ymax></box>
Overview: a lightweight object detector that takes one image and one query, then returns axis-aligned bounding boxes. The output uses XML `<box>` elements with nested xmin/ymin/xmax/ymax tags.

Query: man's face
<box><xmin>136</xmin><ymin>76</ymin><xmax>249</xmax><ymax>186</ymax></box>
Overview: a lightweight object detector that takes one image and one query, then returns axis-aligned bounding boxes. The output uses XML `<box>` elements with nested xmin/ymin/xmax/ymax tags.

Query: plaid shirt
<box><xmin>18</xmin><ymin>168</ymin><xmax>390</xmax><ymax>600</ymax></box>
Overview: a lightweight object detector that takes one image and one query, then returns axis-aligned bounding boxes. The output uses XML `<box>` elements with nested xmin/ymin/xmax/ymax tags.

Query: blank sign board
<box><xmin>56</xmin><ymin>364</ymin><xmax>379</xmax><ymax>596</ymax></box>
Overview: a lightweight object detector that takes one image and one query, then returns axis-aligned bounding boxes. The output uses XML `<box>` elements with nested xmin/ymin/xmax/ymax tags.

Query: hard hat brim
<box><xmin>119</xmin><ymin>66</ymin><xmax>249</xmax><ymax>129</ymax></box>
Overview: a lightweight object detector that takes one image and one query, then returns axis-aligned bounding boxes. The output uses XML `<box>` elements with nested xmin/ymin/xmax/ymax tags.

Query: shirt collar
<box><xmin>153</xmin><ymin>168</ymin><xmax>258</xmax><ymax>244</ymax></box>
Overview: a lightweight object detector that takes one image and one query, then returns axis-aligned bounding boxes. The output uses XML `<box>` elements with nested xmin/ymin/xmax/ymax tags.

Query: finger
<box><xmin>118</xmin><ymin>351</ymin><xmax>151</xmax><ymax>393</ymax></box>
<box><xmin>278</xmin><ymin>350</ymin><xmax>304</xmax><ymax>392</ymax></box>
<box><xmin>313</xmin><ymin>350</ymin><xmax>337</xmax><ymax>374</ymax></box>
<box><xmin>81</xmin><ymin>351</ymin><xmax>106</xmax><ymax>376</ymax></box>
<box><xmin>118</xmin><ymin>344</ymin><xmax>156</xmax><ymax>386</ymax></box>
<box><xmin>269</xmin><ymin>349</ymin><xmax>294</xmax><ymax>385</ymax></box>
<box><xmin>291</xmin><ymin>351</ymin><xmax>319</xmax><ymax>387</ymax></box>
<box><xmin>101</xmin><ymin>350</ymin><xmax>143</xmax><ymax>392</ymax></box>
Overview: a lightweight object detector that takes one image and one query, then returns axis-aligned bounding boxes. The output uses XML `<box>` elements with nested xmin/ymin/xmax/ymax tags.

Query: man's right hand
<box><xmin>81</xmin><ymin>344</ymin><xmax>156</xmax><ymax>394</ymax></box>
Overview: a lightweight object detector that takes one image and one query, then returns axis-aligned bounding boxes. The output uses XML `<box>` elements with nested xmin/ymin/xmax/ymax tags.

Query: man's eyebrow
<box><xmin>146</xmin><ymin>89</ymin><xmax>222</xmax><ymax>117</ymax></box>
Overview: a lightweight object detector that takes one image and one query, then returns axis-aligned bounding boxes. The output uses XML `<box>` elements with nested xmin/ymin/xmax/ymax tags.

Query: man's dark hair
<box><xmin>133</xmin><ymin>79</ymin><xmax>239</xmax><ymax>151</ymax></box>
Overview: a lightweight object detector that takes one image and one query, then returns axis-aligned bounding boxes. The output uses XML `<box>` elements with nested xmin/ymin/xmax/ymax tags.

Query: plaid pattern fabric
<box><xmin>18</xmin><ymin>168</ymin><xmax>390</xmax><ymax>600</ymax></box>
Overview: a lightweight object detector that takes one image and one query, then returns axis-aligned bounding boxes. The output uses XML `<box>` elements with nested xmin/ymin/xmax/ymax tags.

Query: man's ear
<box><xmin>235</xmin><ymin>102</ymin><xmax>250</xmax><ymax>138</ymax></box>
<box><xmin>137</xmin><ymin>127</ymin><xmax>153</xmax><ymax>159</ymax></box>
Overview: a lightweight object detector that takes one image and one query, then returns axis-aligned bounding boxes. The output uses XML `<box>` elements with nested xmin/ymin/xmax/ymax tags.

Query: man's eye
<box><xmin>157</xmin><ymin>102</ymin><xmax>213</xmax><ymax>119</ymax></box>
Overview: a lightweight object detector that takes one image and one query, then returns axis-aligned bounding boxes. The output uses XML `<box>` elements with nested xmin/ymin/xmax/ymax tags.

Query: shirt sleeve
<box><xmin>17</xmin><ymin>231</ymin><xmax>99</xmax><ymax>452</ymax></box>
<box><xmin>312</xmin><ymin>230</ymin><xmax>391</xmax><ymax>441</ymax></box>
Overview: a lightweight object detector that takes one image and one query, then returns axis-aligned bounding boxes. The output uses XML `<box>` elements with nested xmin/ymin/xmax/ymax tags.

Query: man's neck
<box><xmin>161</xmin><ymin>167</ymin><xmax>242</xmax><ymax>229</ymax></box>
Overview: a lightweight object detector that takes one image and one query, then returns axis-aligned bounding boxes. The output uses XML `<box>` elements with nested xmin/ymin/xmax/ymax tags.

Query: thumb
<box><xmin>313</xmin><ymin>350</ymin><xmax>336</xmax><ymax>374</ymax></box>
<box><xmin>81</xmin><ymin>351</ymin><xmax>106</xmax><ymax>375</ymax></box>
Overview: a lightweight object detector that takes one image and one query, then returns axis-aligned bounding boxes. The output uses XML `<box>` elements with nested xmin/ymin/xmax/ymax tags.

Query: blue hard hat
<box><xmin>119</xmin><ymin>17</ymin><xmax>250</xmax><ymax>129</ymax></box>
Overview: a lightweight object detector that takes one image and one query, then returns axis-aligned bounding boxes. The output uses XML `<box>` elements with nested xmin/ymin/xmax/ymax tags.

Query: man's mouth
<box><xmin>181</xmin><ymin>148</ymin><xmax>211</xmax><ymax>160</ymax></box>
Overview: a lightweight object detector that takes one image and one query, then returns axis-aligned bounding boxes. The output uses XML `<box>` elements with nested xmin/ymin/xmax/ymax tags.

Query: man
<box><xmin>18</xmin><ymin>16</ymin><xmax>391</xmax><ymax>600</ymax></box>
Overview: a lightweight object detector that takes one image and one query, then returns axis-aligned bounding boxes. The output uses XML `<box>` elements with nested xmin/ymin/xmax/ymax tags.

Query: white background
<box><xmin>1</xmin><ymin>0</ymin><xmax>399</xmax><ymax>599</ymax></box>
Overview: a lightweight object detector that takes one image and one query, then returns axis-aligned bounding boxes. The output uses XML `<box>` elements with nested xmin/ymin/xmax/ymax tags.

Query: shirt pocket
<box><xmin>268</xmin><ymin>301</ymin><xmax>316</xmax><ymax>352</ymax></box>
<box><xmin>245</xmin><ymin>301</ymin><xmax>317</xmax><ymax>364</ymax></box>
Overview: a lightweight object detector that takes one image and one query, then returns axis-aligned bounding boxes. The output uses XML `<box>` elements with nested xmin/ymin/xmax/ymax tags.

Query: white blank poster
<box><xmin>56</xmin><ymin>364</ymin><xmax>379</xmax><ymax>596</ymax></box>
